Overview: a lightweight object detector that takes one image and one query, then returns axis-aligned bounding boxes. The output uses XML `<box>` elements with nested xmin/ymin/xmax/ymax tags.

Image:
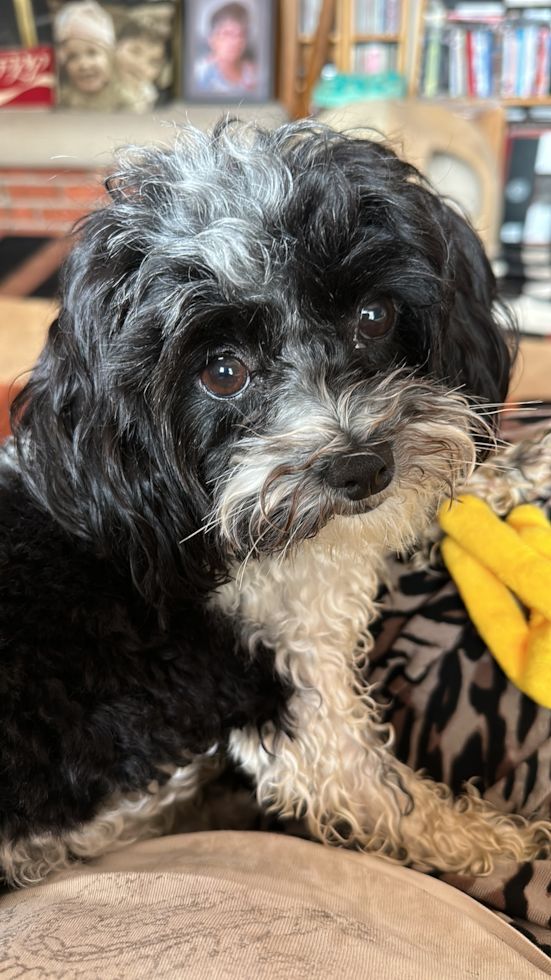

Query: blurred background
<box><xmin>0</xmin><ymin>0</ymin><xmax>550</xmax><ymax>439</ymax></box>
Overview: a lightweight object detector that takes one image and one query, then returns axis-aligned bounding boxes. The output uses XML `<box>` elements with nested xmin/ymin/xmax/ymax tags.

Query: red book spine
<box><xmin>535</xmin><ymin>28</ymin><xmax>550</xmax><ymax>96</ymax></box>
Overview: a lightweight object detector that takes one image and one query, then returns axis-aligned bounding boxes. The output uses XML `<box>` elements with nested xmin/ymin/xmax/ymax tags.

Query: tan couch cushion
<box><xmin>1</xmin><ymin>831</ymin><xmax>549</xmax><ymax>978</ymax></box>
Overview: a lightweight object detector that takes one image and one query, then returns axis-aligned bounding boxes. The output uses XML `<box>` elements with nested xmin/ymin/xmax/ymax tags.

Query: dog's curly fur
<box><xmin>1</xmin><ymin>120</ymin><xmax>549</xmax><ymax>886</ymax></box>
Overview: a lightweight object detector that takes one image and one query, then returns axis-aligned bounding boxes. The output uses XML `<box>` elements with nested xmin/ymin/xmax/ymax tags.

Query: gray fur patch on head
<box><xmin>106</xmin><ymin>123</ymin><xmax>294</xmax><ymax>300</ymax></box>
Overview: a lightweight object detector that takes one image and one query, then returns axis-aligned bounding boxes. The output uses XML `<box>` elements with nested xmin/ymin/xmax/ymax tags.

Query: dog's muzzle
<box><xmin>325</xmin><ymin>441</ymin><xmax>395</xmax><ymax>501</ymax></box>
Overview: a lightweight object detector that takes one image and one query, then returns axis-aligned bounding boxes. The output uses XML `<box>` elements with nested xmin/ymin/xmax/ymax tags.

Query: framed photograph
<box><xmin>183</xmin><ymin>0</ymin><xmax>274</xmax><ymax>103</ymax></box>
<box><xmin>53</xmin><ymin>0</ymin><xmax>177</xmax><ymax>112</ymax></box>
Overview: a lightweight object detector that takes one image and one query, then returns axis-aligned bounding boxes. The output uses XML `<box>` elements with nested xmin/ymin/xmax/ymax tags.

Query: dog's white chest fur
<box><xmin>212</xmin><ymin>488</ymin><xmax>431</xmax><ymax>682</ymax></box>
<box><xmin>211</xmin><ymin>515</ymin><xmax>393</xmax><ymax>834</ymax></box>
<box><xmin>212</xmin><ymin>514</ymin><xmax>384</xmax><ymax>680</ymax></box>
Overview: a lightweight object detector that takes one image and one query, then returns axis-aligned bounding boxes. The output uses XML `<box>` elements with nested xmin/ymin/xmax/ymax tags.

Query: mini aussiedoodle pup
<box><xmin>1</xmin><ymin>120</ymin><xmax>549</xmax><ymax>886</ymax></box>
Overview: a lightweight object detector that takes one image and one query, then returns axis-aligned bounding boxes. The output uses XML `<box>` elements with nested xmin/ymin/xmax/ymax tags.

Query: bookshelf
<box><xmin>413</xmin><ymin>4</ymin><xmax>551</xmax><ymax>316</ymax></box>
<box><xmin>278</xmin><ymin>0</ymin><xmax>425</xmax><ymax>118</ymax></box>
<box><xmin>335</xmin><ymin>0</ymin><xmax>409</xmax><ymax>76</ymax></box>
<box><xmin>416</xmin><ymin>1</ymin><xmax>551</xmax><ymax>107</ymax></box>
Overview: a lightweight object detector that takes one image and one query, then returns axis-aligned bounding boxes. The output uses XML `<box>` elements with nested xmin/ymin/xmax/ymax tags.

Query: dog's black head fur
<box><xmin>12</xmin><ymin>121</ymin><xmax>513</xmax><ymax>609</ymax></box>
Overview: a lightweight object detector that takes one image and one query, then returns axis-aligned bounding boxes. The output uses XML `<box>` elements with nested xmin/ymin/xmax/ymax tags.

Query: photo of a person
<box><xmin>53</xmin><ymin>0</ymin><xmax>176</xmax><ymax>112</ymax></box>
<box><xmin>185</xmin><ymin>0</ymin><xmax>273</xmax><ymax>102</ymax></box>
<box><xmin>195</xmin><ymin>3</ymin><xmax>256</xmax><ymax>94</ymax></box>
<box><xmin>115</xmin><ymin>21</ymin><xmax>166</xmax><ymax>112</ymax></box>
<box><xmin>54</xmin><ymin>0</ymin><xmax>131</xmax><ymax>109</ymax></box>
<box><xmin>63</xmin><ymin>36</ymin><xmax>111</xmax><ymax>95</ymax></box>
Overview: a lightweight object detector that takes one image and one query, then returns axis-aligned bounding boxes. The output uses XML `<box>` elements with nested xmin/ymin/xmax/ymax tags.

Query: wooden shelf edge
<box><xmin>352</xmin><ymin>33</ymin><xmax>402</xmax><ymax>42</ymax></box>
<box><xmin>502</xmin><ymin>97</ymin><xmax>551</xmax><ymax>106</ymax></box>
<box><xmin>418</xmin><ymin>96</ymin><xmax>551</xmax><ymax>107</ymax></box>
<box><xmin>298</xmin><ymin>31</ymin><xmax>340</xmax><ymax>43</ymax></box>
<box><xmin>298</xmin><ymin>32</ymin><xmax>402</xmax><ymax>44</ymax></box>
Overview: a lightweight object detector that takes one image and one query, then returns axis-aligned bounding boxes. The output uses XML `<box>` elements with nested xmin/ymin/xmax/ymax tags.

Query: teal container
<box><xmin>312</xmin><ymin>72</ymin><xmax>407</xmax><ymax>109</ymax></box>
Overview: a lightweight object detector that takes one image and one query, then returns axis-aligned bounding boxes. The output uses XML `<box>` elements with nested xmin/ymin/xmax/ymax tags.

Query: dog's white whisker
<box><xmin>236</xmin><ymin>532</ymin><xmax>267</xmax><ymax>590</ymax></box>
<box><xmin>178</xmin><ymin>520</ymin><xmax>220</xmax><ymax>544</ymax></box>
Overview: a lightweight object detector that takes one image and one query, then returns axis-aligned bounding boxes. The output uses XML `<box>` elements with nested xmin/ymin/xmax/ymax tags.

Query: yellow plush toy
<box><xmin>438</xmin><ymin>494</ymin><xmax>551</xmax><ymax>709</ymax></box>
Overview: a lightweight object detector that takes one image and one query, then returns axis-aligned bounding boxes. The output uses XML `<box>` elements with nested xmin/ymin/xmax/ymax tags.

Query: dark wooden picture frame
<box><xmin>183</xmin><ymin>0</ymin><xmax>274</xmax><ymax>102</ymax></box>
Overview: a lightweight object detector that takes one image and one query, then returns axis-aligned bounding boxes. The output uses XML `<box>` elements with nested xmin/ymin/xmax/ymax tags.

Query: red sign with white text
<box><xmin>0</xmin><ymin>46</ymin><xmax>56</xmax><ymax>108</ymax></box>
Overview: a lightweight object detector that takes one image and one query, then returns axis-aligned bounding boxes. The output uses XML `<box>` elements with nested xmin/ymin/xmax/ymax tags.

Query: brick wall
<box><xmin>0</xmin><ymin>168</ymin><xmax>108</xmax><ymax>236</ymax></box>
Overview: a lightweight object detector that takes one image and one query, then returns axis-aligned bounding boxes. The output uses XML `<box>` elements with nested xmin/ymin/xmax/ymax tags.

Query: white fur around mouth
<box><xmin>212</xmin><ymin>372</ymin><xmax>478</xmax><ymax>561</ymax></box>
<box><xmin>331</xmin><ymin>495</ymin><xmax>385</xmax><ymax>517</ymax></box>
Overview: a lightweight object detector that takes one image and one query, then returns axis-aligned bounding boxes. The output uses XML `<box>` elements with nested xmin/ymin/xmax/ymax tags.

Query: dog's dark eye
<box><xmin>201</xmin><ymin>356</ymin><xmax>249</xmax><ymax>397</ymax></box>
<box><xmin>358</xmin><ymin>298</ymin><xmax>395</xmax><ymax>340</ymax></box>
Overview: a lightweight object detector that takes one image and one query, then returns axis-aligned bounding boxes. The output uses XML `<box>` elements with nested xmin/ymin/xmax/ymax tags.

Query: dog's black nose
<box><xmin>326</xmin><ymin>442</ymin><xmax>394</xmax><ymax>500</ymax></box>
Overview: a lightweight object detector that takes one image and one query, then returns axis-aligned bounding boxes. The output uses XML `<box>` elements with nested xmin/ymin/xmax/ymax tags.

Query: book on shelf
<box><xmin>419</xmin><ymin>1</ymin><xmax>551</xmax><ymax>100</ymax></box>
<box><xmin>298</xmin><ymin>0</ymin><xmax>401</xmax><ymax>39</ymax></box>
<box><xmin>505</xmin><ymin>0</ymin><xmax>551</xmax><ymax>7</ymax></box>
<box><xmin>354</xmin><ymin>0</ymin><xmax>401</xmax><ymax>35</ymax></box>
<box><xmin>502</xmin><ymin>20</ymin><xmax>551</xmax><ymax>97</ymax></box>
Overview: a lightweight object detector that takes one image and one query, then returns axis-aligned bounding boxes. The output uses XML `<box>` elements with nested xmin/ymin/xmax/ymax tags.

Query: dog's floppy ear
<box><xmin>430</xmin><ymin>203</ymin><xmax>515</xmax><ymax>409</ymax></box>
<box><xmin>10</xmin><ymin>207</ymin><xmax>220</xmax><ymax>614</ymax></box>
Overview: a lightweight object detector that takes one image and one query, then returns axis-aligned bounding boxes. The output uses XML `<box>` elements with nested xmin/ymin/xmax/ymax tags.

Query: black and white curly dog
<box><xmin>1</xmin><ymin>120</ymin><xmax>549</xmax><ymax>886</ymax></box>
